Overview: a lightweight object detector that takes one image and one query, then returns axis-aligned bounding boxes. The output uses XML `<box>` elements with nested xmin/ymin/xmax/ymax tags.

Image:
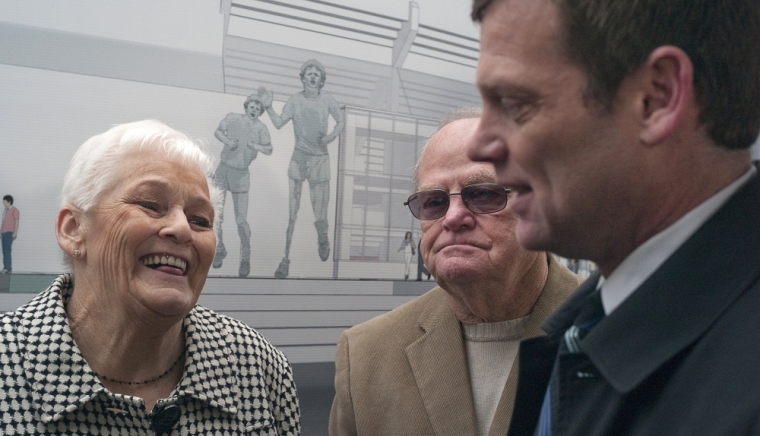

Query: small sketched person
<box><xmin>211</xmin><ymin>93</ymin><xmax>273</xmax><ymax>278</ymax></box>
<box><xmin>397</xmin><ymin>231</ymin><xmax>415</xmax><ymax>280</ymax></box>
<box><xmin>1</xmin><ymin>195</ymin><xmax>19</xmax><ymax>273</ymax></box>
<box><xmin>416</xmin><ymin>231</ymin><xmax>431</xmax><ymax>281</ymax></box>
<box><xmin>258</xmin><ymin>59</ymin><xmax>346</xmax><ymax>278</ymax></box>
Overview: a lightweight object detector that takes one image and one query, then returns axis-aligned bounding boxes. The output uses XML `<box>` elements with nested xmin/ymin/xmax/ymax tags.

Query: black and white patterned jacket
<box><xmin>0</xmin><ymin>274</ymin><xmax>301</xmax><ymax>435</ymax></box>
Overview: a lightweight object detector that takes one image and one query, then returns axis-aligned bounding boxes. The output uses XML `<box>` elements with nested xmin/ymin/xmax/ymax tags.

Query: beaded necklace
<box><xmin>93</xmin><ymin>348</ymin><xmax>185</xmax><ymax>386</ymax></box>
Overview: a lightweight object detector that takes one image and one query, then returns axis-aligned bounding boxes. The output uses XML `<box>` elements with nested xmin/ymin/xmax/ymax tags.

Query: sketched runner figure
<box><xmin>211</xmin><ymin>93</ymin><xmax>273</xmax><ymax>277</ymax></box>
<box><xmin>259</xmin><ymin>59</ymin><xmax>345</xmax><ymax>278</ymax></box>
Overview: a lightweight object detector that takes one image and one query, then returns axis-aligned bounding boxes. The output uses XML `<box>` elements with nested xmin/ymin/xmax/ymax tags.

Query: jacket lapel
<box><xmin>584</xmin><ymin>172</ymin><xmax>760</xmax><ymax>393</ymax></box>
<box><xmin>405</xmin><ymin>289</ymin><xmax>478</xmax><ymax>435</ymax></box>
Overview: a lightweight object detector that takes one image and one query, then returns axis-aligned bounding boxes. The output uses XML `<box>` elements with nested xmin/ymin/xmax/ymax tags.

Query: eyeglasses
<box><xmin>404</xmin><ymin>183</ymin><xmax>511</xmax><ymax>220</ymax></box>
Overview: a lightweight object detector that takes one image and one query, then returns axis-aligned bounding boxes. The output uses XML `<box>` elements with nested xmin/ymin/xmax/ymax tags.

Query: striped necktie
<box><xmin>536</xmin><ymin>289</ymin><xmax>605</xmax><ymax>435</ymax></box>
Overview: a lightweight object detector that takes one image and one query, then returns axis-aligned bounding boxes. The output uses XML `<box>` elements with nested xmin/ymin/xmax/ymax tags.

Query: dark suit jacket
<box><xmin>509</xmin><ymin>172</ymin><xmax>760</xmax><ymax>435</ymax></box>
<box><xmin>330</xmin><ymin>254</ymin><xmax>581</xmax><ymax>436</ymax></box>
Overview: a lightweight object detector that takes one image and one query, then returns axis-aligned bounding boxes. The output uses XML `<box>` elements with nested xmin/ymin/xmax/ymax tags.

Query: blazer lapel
<box><xmin>406</xmin><ymin>289</ymin><xmax>478</xmax><ymax>436</ymax></box>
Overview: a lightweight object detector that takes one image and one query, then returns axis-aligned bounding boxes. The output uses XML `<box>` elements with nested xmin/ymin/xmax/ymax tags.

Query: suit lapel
<box><xmin>406</xmin><ymin>289</ymin><xmax>478</xmax><ymax>436</ymax></box>
<box><xmin>584</xmin><ymin>171</ymin><xmax>760</xmax><ymax>393</ymax></box>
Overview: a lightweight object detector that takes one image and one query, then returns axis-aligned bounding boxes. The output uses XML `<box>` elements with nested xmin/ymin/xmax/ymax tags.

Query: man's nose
<box><xmin>442</xmin><ymin>195</ymin><xmax>475</xmax><ymax>230</ymax></box>
<box><xmin>467</xmin><ymin>116</ymin><xmax>508</xmax><ymax>165</ymax></box>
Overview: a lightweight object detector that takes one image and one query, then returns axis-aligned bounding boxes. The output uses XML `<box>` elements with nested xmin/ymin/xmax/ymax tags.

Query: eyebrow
<box><xmin>479</xmin><ymin>79</ymin><xmax>541</xmax><ymax>102</ymax></box>
<box><xmin>418</xmin><ymin>171</ymin><xmax>496</xmax><ymax>192</ymax></box>
<box><xmin>129</xmin><ymin>178</ymin><xmax>170</xmax><ymax>195</ymax></box>
<box><xmin>464</xmin><ymin>172</ymin><xmax>497</xmax><ymax>186</ymax></box>
<box><xmin>133</xmin><ymin>178</ymin><xmax>214</xmax><ymax>210</ymax></box>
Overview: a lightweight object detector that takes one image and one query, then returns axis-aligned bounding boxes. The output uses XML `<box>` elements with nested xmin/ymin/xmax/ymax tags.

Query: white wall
<box><xmin>0</xmin><ymin>0</ymin><xmax>224</xmax><ymax>55</ymax></box>
<box><xmin>0</xmin><ymin>63</ymin><xmax>340</xmax><ymax>278</ymax></box>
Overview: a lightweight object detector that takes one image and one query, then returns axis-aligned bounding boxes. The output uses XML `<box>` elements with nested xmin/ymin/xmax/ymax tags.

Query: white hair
<box><xmin>61</xmin><ymin>120</ymin><xmax>222</xmax><ymax>216</ymax></box>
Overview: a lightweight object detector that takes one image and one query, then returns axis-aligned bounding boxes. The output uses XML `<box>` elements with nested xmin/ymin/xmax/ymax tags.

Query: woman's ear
<box><xmin>56</xmin><ymin>206</ymin><xmax>85</xmax><ymax>258</ymax></box>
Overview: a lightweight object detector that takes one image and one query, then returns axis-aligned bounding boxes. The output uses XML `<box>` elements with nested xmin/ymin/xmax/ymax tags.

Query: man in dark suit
<box><xmin>467</xmin><ymin>0</ymin><xmax>760</xmax><ymax>434</ymax></box>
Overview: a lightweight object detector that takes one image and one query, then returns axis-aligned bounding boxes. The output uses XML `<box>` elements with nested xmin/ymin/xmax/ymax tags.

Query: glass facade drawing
<box><xmin>333</xmin><ymin>106</ymin><xmax>438</xmax><ymax>276</ymax></box>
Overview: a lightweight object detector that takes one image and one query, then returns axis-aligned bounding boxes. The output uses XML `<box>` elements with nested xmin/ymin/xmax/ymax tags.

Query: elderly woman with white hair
<box><xmin>0</xmin><ymin>120</ymin><xmax>300</xmax><ymax>435</ymax></box>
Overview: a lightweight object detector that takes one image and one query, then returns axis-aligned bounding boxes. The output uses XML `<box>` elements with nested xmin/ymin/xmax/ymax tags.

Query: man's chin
<box><xmin>515</xmin><ymin>221</ymin><xmax>551</xmax><ymax>252</ymax></box>
<box><xmin>434</xmin><ymin>261</ymin><xmax>485</xmax><ymax>284</ymax></box>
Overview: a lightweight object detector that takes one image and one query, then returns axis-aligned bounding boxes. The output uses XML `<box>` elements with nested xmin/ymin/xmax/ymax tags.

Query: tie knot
<box><xmin>563</xmin><ymin>289</ymin><xmax>605</xmax><ymax>353</ymax></box>
<box><xmin>574</xmin><ymin>289</ymin><xmax>605</xmax><ymax>331</ymax></box>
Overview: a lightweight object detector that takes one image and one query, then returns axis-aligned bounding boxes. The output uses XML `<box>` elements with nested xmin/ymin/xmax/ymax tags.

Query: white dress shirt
<box><xmin>601</xmin><ymin>166</ymin><xmax>757</xmax><ymax>314</ymax></box>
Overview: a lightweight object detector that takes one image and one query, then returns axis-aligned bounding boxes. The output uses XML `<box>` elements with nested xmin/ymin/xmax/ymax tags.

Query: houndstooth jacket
<box><xmin>0</xmin><ymin>274</ymin><xmax>301</xmax><ymax>435</ymax></box>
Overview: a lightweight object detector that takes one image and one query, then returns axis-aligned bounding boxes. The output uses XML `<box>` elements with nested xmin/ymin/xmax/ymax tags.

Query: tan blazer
<box><xmin>329</xmin><ymin>255</ymin><xmax>581</xmax><ymax>436</ymax></box>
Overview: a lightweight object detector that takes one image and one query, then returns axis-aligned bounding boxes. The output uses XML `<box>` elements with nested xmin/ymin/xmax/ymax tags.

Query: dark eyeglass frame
<box><xmin>404</xmin><ymin>183</ymin><xmax>511</xmax><ymax>220</ymax></box>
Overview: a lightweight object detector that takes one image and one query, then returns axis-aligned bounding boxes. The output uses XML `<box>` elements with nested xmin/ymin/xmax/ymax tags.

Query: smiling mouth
<box><xmin>140</xmin><ymin>254</ymin><xmax>188</xmax><ymax>276</ymax></box>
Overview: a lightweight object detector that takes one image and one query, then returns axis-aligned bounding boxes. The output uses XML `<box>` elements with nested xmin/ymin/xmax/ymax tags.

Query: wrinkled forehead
<box><xmin>417</xmin><ymin>164</ymin><xmax>496</xmax><ymax>192</ymax></box>
<box><xmin>417</xmin><ymin>120</ymin><xmax>495</xmax><ymax>190</ymax></box>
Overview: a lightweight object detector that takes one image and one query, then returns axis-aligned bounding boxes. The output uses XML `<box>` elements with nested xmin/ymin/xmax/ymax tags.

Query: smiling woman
<box><xmin>0</xmin><ymin>121</ymin><xmax>301</xmax><ymax>435</ymax></box>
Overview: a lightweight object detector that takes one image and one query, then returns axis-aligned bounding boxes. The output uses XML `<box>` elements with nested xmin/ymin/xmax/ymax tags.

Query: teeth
<box><xmin>142</xmin><ymin>254</ymin><xmax>187</xmax><ymax>273</ymax></box>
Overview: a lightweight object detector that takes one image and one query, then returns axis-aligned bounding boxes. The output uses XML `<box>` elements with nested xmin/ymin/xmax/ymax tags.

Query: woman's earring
<box><xmin>74</xmin><ymin>250</ymin><xmax>81</xmax><ymax>257</ymax></box>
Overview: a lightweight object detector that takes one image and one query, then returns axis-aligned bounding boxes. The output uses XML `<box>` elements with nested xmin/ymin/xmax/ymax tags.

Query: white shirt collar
<box><xmin>601</xmin><ymin>166</ymin><xmax>756</xmax><ymax>314</ymax></box>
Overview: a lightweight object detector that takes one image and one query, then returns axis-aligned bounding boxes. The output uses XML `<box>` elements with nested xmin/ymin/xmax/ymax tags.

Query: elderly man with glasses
<box><xmin>329</xmin><ymin>108</ymin><xmax>581</xmax><ymax>436</ymax></box>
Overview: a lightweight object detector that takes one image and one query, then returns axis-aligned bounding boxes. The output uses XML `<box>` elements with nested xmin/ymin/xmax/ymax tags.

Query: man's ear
<box><xmin>56</xmin><ymin>206</ymin><xmax>85</xmax><ymax>258</ymax></box>
<box><xmin>637</xmin><ymin>46</ymin><xmax>694</xmax><ymax>145</ymax></box>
